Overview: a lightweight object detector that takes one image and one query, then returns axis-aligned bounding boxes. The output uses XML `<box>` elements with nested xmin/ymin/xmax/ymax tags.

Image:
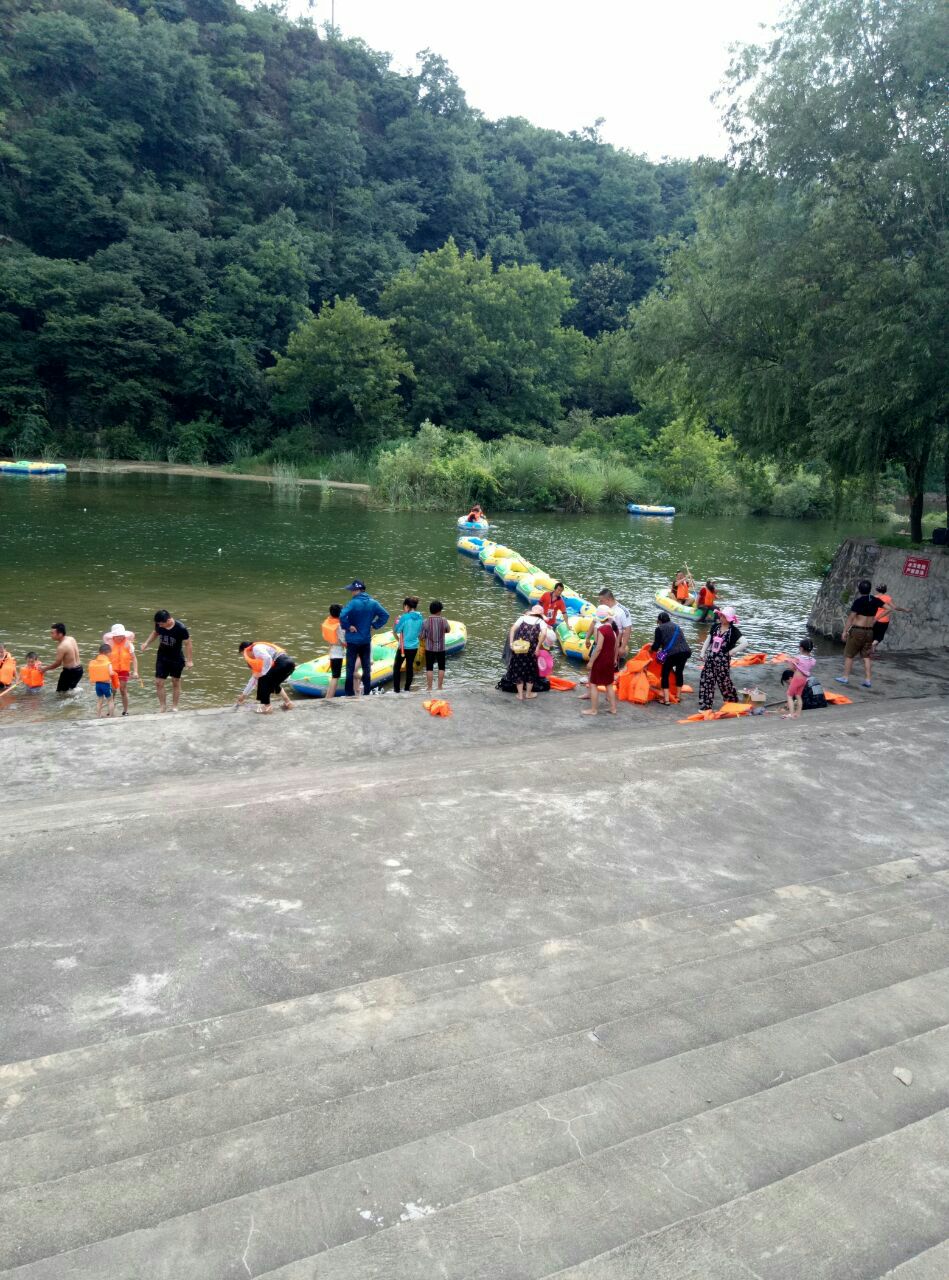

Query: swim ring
<box><xmin>457</xmin><ymin>517</ymin><xmax>489</xmax><ymax>531</ymax></box>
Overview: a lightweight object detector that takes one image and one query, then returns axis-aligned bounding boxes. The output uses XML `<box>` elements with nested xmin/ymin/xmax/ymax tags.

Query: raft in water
<box><xmin>290</xmin><ymin>623</ymin><xmax>467</xmax><ymax>697</ymax></box>
<box><xmin>457</xmin><ymin>535</ymin><xmax>488</xmax><ymax>557</ymax></box>
<box><xmin>628</xmin><ymin>502</ymin><xmax>675</xmax><ymax>517</ymax></box>
<box><xmin>457</xmin><ymin>517</ymin><xmax>489</xmax><ymax>530</ymax></box>
<box><xmin>1</xmin><ymin>460</ymin><xmax>67</xmax><ymax>476</ymax></box>
<box><xmin>655</xmin><ymin>591</ymin><xmax>712</xmax><ymax>621</ymax></box>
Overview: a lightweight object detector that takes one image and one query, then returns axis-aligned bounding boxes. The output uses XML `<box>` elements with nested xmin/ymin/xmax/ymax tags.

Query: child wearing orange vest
<box><xmin>0</xmin><ymin>644</ymin><xmax>15</xmax><ymax>691</ymax></box>
<box><xmin>104</xmin><ymin>624</ymin><xmax>138</xmax><ymax>717</ymax></box>
<box><xmin>322</xmin><ymin>604</ymin><xmax>345</xmax><ymax>700</ymax></box>
<box><xmin>0</xmin><ymin>651</ymin><xmax>46</xmax><ymax>705</ymax></box>
<box><xmin>88</xmin><ymin>645</ymin><xmax>116</xmax><ymax>719</ymax></box>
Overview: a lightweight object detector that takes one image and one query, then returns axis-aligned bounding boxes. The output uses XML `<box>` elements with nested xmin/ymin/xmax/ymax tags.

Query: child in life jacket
<box><xmin>0</xmin><ymin>644</ymin><xmax>15</xmax><ymax>691</ymax></box>
<box><xmin>784</xmin><ymin>638</ymin><xmax>816</xmax><ymax>720</ymax></box>
<box><xmin>322</xmin><ymin>604</ymin><xmax>345</xmax><ymax>700</ymax></box>
<box><xmin>696</xmin><ymin>581</ymin><xmax>717</xmax><ymax>620</ymax></box>
<box><xmin>88</xmin><ymin>644</ymin><xmax>116</xmax><ymax>719</ymax></box>
<box><xmin>671</xmin><ymin>572</ymin><xmax>692</xmax><ymax>604</ymax></box>
<box><xmin>104</xmin><ymin>623</ymin><xmax>138</xmax><ymax>717</ymax></box>
<box><xmin>0</xmin><ymin>651</ymin><xmax>45</xmax><ymax>705</ymax></box>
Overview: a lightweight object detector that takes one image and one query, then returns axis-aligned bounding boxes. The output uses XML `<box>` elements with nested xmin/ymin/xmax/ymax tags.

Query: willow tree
<box><xmin>634</xmin><ymin>0</ymin><xmax>948</xmax><ymax>540</ymax></box>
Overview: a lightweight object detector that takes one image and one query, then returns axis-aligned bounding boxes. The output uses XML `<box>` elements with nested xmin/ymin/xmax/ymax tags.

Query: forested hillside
<box><xmin>0</xmin><ymin>0</ymin><xmax>693</xmax><ymax>462</ymax></box>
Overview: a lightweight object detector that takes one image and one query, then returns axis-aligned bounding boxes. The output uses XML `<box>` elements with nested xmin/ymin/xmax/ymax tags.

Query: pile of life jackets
<box><xmin>615</xmin><ymin>645</ymin><xmax>693</xmax><ymax>705</ymax></box>
<box><xmin>423</xmin><ymin>698</ymin><xmax>452</xmax><ymax>718</ymax></box>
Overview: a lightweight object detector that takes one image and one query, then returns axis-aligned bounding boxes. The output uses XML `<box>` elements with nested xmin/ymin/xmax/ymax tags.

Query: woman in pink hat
<box><xmin>698</xmin><ymin>606</ymin><xmax>747</xmax><ymax>711</ymax></box>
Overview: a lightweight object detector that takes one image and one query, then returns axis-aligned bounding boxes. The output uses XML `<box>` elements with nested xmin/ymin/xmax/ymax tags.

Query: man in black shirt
<box><xmin>836</xmin><ymin>579</ymin><xmax>884</xmax><ymax>689</ymax></box>
<box><xmin>140</xmin><ymin>610</ymin><xmax>193</xmax><ymax>713</ymax></box>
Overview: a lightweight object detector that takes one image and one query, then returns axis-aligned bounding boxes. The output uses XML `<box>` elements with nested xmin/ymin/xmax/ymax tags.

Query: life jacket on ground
<box><xmin>108</xmin><ymin>639</ymin><xmax>134</xmax><ymax>674</ymax></box>
<box><xmin>321</xmin><ymin>617</ymin><xmax>341</xmax><ymax>645</ymax></box>
<box><xmin>731</xmin><ymin>652</ymin><xmax>767</xmax><ymax>667</ymax></box>
<box><xmin>547</xmin><ymin>675</ymin><xmax>576</xmax><ymax>691</ymax></box>
<box><xmin>243</xmin><ymin>642</ymin><xmax>285</xmax><ymax>676</ymax></box>
<box><xmin>88</xmin><ymin>655</ymin><xmax>112</xmax><ymax>684</ymax></box>
<box><xmin>875</xmin><ymin>593</ymin><xmax>892</xmax><ymax>624</ymax></box>
<box><xmin>0</xmin><ymin>653</ymin><xmax>15</xmax><ymax>684</ymax></box>
<box><xmin>423</xmin><ymin>698</ymin><xmax>452</xmax><ymax>717</ymax></box>
<box><xmin>21</xmin><ymin>665</ymin><xmax>44</xmax><ymax>688</ymax></box>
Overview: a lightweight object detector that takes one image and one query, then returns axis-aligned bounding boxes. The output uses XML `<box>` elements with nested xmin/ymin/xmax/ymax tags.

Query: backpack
<box><xmin>801</xmin><ymin>678</ymin><xmax>827</xmax><ymax>710</ymax></box>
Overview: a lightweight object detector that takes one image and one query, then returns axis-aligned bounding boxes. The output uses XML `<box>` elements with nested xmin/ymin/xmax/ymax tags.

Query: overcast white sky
<box><xmin>279</xmin><ymin>0</ymin><xmax>785</xmax><ymax>159</ymax></box>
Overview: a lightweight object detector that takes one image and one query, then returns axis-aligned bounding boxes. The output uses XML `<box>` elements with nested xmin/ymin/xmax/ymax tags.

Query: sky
<box><xmin>279</xmin><ymin>0</ymin><xmax>786</xmax><ymax>160</ymax></box>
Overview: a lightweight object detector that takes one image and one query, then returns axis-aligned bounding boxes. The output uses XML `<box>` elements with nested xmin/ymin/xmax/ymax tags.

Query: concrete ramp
<box><xmin>1</xmin><ymin>699</ymin><xmax>948</xmax><ymax>1277</ymax></box>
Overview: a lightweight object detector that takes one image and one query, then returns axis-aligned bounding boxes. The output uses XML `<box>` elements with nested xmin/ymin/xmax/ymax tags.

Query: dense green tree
<box><xmin>380</xmin><ymin>240</ymin><xmax>584</xmax><ymax>437</ymax></box>
<box><xmin>0</xmin><ymin>0</ymin><xmax>694</xmax><ymax>457</ymax></box>
<box><xmin>634</xmin><ymin>0</ymin><xmax>948</xmax><ymax>540</ymax></box>
<box><xmin>269</xmin><ymin>296</ymin><xmax>413</xmax><ymax>447</ymax></box>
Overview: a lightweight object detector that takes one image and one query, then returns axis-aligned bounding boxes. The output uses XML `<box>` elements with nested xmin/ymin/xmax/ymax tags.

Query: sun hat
<box><xmin>342</xmin><ymin>580</ymin><xmax>366</xmax><ymax>591</ymax></box>
<box><xmin>530</xmin><ymin>604</ymin><xmax>545</xmax><ymax>615</ymax></box>
<box><xmin>719</xmin><ymin>606</ymin><xmax>739</xmax><ymax>623</ymax></box>
<box><xmin>109</xmin><ymin>623</ymin><xmax>130</xmax><ymax>638</ymax></box>
<box><xmin>594</xmin><ymin>604</ymin><xmax>612</xmax><ymax>619</ymax></box>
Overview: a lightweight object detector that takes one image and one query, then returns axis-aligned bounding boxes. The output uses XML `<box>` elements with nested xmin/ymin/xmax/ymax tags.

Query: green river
<box><xmin>1</xmin><ymin>471</ymin><xmax>878</xmax><ymax>722</ymax></box>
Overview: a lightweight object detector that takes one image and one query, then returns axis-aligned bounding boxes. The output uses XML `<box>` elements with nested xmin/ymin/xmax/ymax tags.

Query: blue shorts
<box><xmin>95</xmin><ymin>682</ymin><xmax>112</xmax><ymax>698</ymax></box>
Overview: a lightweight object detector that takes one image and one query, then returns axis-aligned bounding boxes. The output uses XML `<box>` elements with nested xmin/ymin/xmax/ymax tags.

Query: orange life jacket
<box><xmin>321</xmin><ymin>617</ymin><xmax>341</xmax><ymax>645</ymax></box>
<box><xmin>875</xmin><ymin>592</ymin><xmax>892</xmax><ymax>624</ymax></box>
<box><xmin>697</xmin><ymin>587</ymin><xmax>715</xmax><ymax>608</ymax></box>
<box><xmin>89</xmin><ymin>655</ymin><xmax>112</xmax><ymax>683</ymax></box>
<box><xmin>0</xmin><ymin>653</ymin><xmax>15</xmax><ymax>684</ymax></box>
<box><xmin>109</xmin><ymin>638</ymin><xmax>134</xmax><ymax>674</ymax></box>
<box><xmin>21</xmin><ymin>665</ymin><xmax>44</xmax><ymax>688</ymax></box>
<box><xmin>243</xmin><ymin>642</ymin><xmax>285</xmax><ymax>675</ymax></box>
<box><xmin>674</xmin><ymin>582</ymin><xmax>690</xmax><ymax>602</ymax></box>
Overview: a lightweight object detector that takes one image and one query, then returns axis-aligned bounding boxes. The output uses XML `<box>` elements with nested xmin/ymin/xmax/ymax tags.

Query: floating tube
<box><xmin>457</xmin><ymin>535</ymin><xmax>487</xmax><ymax>557</ymax></box>
<box><xmin>457</xmin><ymin>517</ymin><xmax>489</xmax><ymax>530</ymax></box>
<box><xmin>1</xmin><ymin>460</ymin><xmax>67</xmax><ymax>475</ymax></box>
<box><xmin>291</xmin><ymin>622</ymin><xmax>467</xmax><ymax>697</ymax></box>
<box><xmin>628</xmin><ymin>502</ymin><xmax>675</xmax><ymax>516</ymax></box>
<box><xmin>655</xmin><ymin>591</ymin><xmax>710</xmax><ymax>621</ymax></box>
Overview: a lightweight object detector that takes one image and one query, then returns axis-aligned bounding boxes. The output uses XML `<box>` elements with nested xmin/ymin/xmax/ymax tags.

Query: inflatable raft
<box><xmin>628</xmin><ymin>502</ymin><xmax>675</xmax><ymax>517</ymax></box>
<box><xmin>457</xmin><ymin>535</ymin><xmax>488</xmax><ymax>557</ymax></box>
<box><xmin>1</xmin><ymin>460</ymin><xmax>67</xmax><ymax>476</ymax></box>
<box><xmin>290</xmin><ymin>623</ymin><xmax>467</xmax><ymax>697</ymax></box>
<box><xmin>457</xmin><ymin>517</ymin><xmax>489</xmax><ymax>531</ymax></box>
<box><xmin>479</xmin><ymin>542</ymin><xmax>515</xmax><ymax>568</ymax></box>
<box><xmin>555</xmin><ymin>615</ymin><xmax>594</xmax><ymax>664</ymax></box>
<box><xmin>655</xmin><ymin>591</ymin><xmax>711</xmax><ymax>621</ymax></box>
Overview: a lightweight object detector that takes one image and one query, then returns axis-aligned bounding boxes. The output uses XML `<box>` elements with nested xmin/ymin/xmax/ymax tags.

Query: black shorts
<box><xmin>57</xmin><ymin>666</ymin><xmax>83</xmax><ymax>692</ymax></box>
<box><xmin>329</xmin><ymin>657</ymin><xmax>343</xmax><ymax>679</ymax></box>
<box><xmin>155</xmin><ymin>653</ymin><xmax>185</xmax><ymax>681</ymax></box>
<box><xmin>425</xmin><ymin>650</ymin><xmax>446</xmax><ymax>671</ymax></box>
<box><xmin>872</xmin><ymin>620</ymin><xmax>889</xmax><ymax>645</ymax></box>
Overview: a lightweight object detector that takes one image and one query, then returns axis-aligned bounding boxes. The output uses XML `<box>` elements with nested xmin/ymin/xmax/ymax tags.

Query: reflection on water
<box><xmin>2</xmin><ymin>471</ymin><xmax>878</xmax><ymax>720</ymax></box>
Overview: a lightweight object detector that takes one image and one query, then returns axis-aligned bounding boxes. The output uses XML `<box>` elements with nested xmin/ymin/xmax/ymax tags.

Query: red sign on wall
<box><xmin>903</xmin><ymin>556</ymin><xmax>930</xmax><ymax>579</ymax></box>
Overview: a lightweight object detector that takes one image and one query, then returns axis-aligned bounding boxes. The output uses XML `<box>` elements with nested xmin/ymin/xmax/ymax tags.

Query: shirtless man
<box><xmin>41</xmin><ymin>623</ymin><xmax>83</xmax><ymax>692</ymax></box>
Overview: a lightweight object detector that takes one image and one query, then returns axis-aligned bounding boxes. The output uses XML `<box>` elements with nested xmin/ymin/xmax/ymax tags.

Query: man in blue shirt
<box><xmin>339</xmin><ymin>580</ymin><xmax>390</xmax><ymax>696</ymax></box>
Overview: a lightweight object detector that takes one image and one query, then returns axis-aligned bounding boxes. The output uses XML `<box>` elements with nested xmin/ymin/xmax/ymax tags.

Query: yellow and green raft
<box><xmin>290</xmin><ymin>623</ymin><xmax>467</xmax><ymax>697</ymax></box>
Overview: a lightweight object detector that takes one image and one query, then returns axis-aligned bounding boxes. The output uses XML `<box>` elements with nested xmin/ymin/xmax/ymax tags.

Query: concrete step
<box><xmin>239</xmin><ymin>1036</ymin><xmax>949</xmax><ymax>1279</ymax></box>
<box><xmin>2</xmin><ymin>884</ymin><xmax>947</xmax><ymax>1182</ymax></box>
<box><xmin>2</xmin><ymin>852</ymin><xmax>940</xmax><ymax>1099</ymax></box>
<box><xmin>4</xmin><ymin>916</ymin><xmax>949</xmax><ymax>1273</ymax></box>
<box><xmin>4</xmin><ymin>874</ymin><xmax>947</xmax><ymax>1149</ymax></box>
<box><xmin>881</xmin><ymin>1241</ymin><xmax>949</xmax><ymax>1278</ymax></box>
<box><xmin>7</xmin><ymin>967</ymin><xmax>949</xmax><ymax>1280</ymax></box>
<box><xmin>546</xmin><ymin>1111</ymin><xmax>949</xmax><ymax>1280</ymax></box>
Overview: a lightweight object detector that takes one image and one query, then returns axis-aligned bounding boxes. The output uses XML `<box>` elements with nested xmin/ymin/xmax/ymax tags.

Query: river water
<box><xmin>1</xmin><ymin>471</ymin><xmax>878</xmax><ymax>721</ymax></box>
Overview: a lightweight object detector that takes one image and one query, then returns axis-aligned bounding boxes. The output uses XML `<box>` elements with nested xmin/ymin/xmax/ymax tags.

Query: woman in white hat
<box><xmin>698</xmin><ymin>606</ymin><xmax>747</xmax><ymax>711</ymax></box>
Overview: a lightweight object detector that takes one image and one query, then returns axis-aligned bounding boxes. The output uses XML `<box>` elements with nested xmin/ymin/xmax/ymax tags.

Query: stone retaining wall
<box><xmin>808</xmin><ymin>537</ymin><xmax>949</xmax><ymax>648</ymax></box>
